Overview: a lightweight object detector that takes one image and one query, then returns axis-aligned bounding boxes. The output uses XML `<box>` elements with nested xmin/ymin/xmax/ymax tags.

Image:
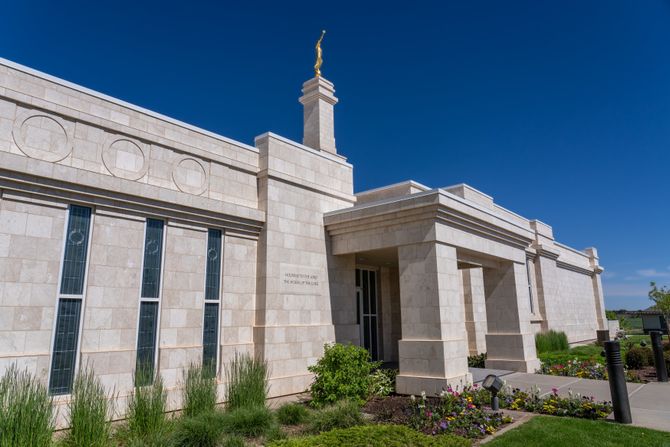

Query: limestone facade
<box><xmin>0</xmin><ymin>58</ymin><xmax>607</xmax><ymax>423</ymax></box>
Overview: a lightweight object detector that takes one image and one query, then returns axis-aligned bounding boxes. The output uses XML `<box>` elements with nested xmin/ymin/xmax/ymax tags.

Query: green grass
<box><xmin>0</xmin><ymin>365</ymin><xmax>54</xmax><ymax>447</ymax></box>
<box><xmin>485</xmin><ymin>416</ymin><xmax>670</xmax><ymax>446</ymax></box>
<box><xmin>538</xmin><ymin>343</ymin><xmax>604</xmax><ymax>365</ymax></box>
<box><xmin>181</xmin><ymin>362</ymin><xmax>218</xmax><ymax>417</ymax></box>
<box><xmin>63</xmin><ymin>366</ymin><xmax>113</xmax><ymax>447</ymax></box>
<box><xmin>268</xmin><ymin>424</ymin><xmax>471</xmax><ymax>447</ymax></box>
<box><xmin>535</xmin><ymin>331</ymin><xmax>569</xmax><ymax>354</ymax></box>
<box><xmin>220</xmin><ymin>405</ymin><xmax>276</xmax><ymax>437</ymax></box>
<box><xmin>171</xmin><ymin>411</ymin><xmax>226</xmax><ymax>447</ymax></box>
<box><xmin>224</xmin><ymin>352</ymin><xmax>269</xmax><ymax>411</ymax></box>
<box><xmin>119</xmin><ymin>373</ymin><xmax>170</xmax><ymax>446</ymax></box>
<box><xmin>307</xmin><ymin>400</ymin><xmax>365</xmax><ymax>434</ymax></box>
<box><xmin>276</xmin><ymin>402</ymin><xmax>310</xmax><ymax>425</ymax></box>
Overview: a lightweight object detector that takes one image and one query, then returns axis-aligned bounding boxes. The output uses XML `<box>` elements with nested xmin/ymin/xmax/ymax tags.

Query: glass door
<box><xmin>356</xmin><ymin>268</ymin><xmax>379</xmax><ymax>361</ymax></box>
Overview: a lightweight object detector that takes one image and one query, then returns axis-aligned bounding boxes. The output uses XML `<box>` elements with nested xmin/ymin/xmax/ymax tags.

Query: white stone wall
<box><xmin>81</xmin><ymin>210</ymin><xmax>144</xmax><ymax>397</ymax></box>
<box><xmin>0</xmin><ymin>193</ymin><xmax>65</xmax><ymax>378</ymax></box>
<box><xmin>255</xmin><ymin>133</ymin><xmax>354</xmax><ymax>397</ymax></box>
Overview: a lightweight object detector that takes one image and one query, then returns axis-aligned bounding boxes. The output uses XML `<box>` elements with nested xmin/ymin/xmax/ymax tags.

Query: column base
<box><xmin>484</xmin><ymin>357</ymin><xmax>541</xmax><ymax>372</ymax></box>
<box><xmin>395</xmin><ymin>372</ymin><xmax>473</xmax><ymax>396</ymax></box>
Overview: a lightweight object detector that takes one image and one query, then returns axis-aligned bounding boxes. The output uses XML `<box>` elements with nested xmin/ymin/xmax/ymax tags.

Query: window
<box><xmin>135</xmin><ymin>219</ymin><xmax>164</xmax><ymax>384</ymax></box>
<box><xmin>49</xmin><ymin>205</ymin><xmax>92</xmax><ymax>395</ymax></box>
<box><xmin>202</xmin><ymin>229</ymin><xmax>221</xmax><ymax>375</ymax></box>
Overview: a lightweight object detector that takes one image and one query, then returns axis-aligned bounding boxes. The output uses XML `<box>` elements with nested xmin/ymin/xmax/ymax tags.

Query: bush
<box><xmin>224</xmin><ymin>352</ymin><xmax>269</xmax><ymax>410</ymax></box>
<box><xmin>0</xmin><ymin>365</ymin><xmax>54</xmax><ymax>447</ymax></box>
<box><xmin>221</xmin><ymin>405</ymin><xmax>275</xmax><ymax>437</ymax></box>
<box><xmin>535</xmin><ymin>330</ymin><xmax>569</xmax><ymax>354</ymax></box>
<box><xmin>268</xmin><ymin>424</ymin><xmax>471</xmax><ymax>447</ymax></box>
<box><xmin>182</xmin><ymin>362</ymin><xmax>218</xmax><ymax>417</ymax></box>
<box><xmin>307</xmin><ymin>400</ymin><xmax>365</xmax><ymax>434</ymax></box>
<box><xmin>125</xmin><ymin>373</ymin><xmax>169</xmax><ymax>444</ymax></box>
<box><xmin>369</xmin><ymin>368</ymin><xmax>397</xmax><ymax>397</ymax></box>
<box><xmin>64</xmin><ymin>366</ymin><xmax>113</xmax><ymax>447</ymax></box>
<box><xmin>171</xmin><ymin>411</ymin><xmax>226</xmax><ymax>447</ymax></box>
<box><xmin>625</xmin><ymin>346</ymin><xmax>653</xmax><ymax>370</ymax></box>
<box><xmin>276</xmin><ymin>402</ymin><xmax>309</xmax><ymax>425</ymax></box>
<box><xmin>308</xmin><ymin>343</ymin><xmax>380</xmax><ymax>406</ymax></box>
<box><xmin>467</xmin><ymin>353</ymin><xmax>487</xmax><ymax>368</ymax></box>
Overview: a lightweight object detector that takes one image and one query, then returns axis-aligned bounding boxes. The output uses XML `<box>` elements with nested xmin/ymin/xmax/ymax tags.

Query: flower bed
<box><xmin>500</xmin><ymin>386</ymin><xmax>612</xmax><ymax>419</ymax></box>
<box><xmin>538</xmin><ymin>358</ymin><xmax>607</xmax><ymax>380</ymax></box>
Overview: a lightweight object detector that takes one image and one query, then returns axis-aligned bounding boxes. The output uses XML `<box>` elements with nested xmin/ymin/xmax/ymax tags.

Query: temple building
<box><xmin>0</xmin><ymin>56</ymin><xmax>606</xmax><ymax>421</ymax></box>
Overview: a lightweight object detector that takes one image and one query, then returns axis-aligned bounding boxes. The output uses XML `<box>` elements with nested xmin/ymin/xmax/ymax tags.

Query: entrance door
<box><xmin>356</xmin><ymin>268</ymin><xmax>379</xmax><ymax>361</ymax></box>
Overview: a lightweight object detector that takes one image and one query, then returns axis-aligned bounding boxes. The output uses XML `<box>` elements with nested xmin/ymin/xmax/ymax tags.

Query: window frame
<box><xmin>133</xmin><ymin>217</ymin><xmax>167</xmax><ymax>384</ymax></box>
<box><xmin>47</xmin><ymin>204</ymin><xmax>94</xmax><ymax>395</ymax></box>
<box><xmin>201</xmin><ymin>228</ymin><xmax>223</xmax><ymax>377</ymax></box>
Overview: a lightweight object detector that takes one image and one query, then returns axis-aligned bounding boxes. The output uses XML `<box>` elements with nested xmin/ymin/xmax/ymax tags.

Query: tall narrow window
<box><xmin>203</xmin><ymin>229</ymin><xmax>221</xmax><ymax>376</ymax></box>
<box><xmin>135</xmin><ymin>219</ymin><xmax>164</xmax><ymax>384</ymax></box>
<box><xmin>49</xmin><ymin>205</ymin><xmax>92</xmax><ymax>395</ymax></box>
<box><xmin>526</xmin><ymin>261</ymin><xmax>535</xmax><ymax>314</ymax></box>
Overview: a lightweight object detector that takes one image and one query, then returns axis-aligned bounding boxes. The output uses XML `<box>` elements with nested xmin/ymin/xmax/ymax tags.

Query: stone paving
<box><xmin>500</xmin><ymin>372</ymin><xmax>670</xmax><ymax>432</ymax></box>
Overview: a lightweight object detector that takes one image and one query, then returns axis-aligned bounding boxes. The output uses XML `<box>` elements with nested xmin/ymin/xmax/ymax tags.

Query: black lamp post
<box><xmin>604</xmin><ymin>340</ymin><xmax>632</xmax><ymax>424</ymax></box>
<box><xmin>482</xmin><ymin>374</ymin><xmax>504</xmax><ymax>411</ymax></box>
<box><xmin>650</xmin><ymin>331</ymin><xmax>668</xmax><ymax>382</ymax></box>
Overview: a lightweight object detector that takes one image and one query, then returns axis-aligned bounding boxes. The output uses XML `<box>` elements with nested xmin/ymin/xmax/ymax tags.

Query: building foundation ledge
<box><xmin>484</xmin><ymin>357</ymin><xmax>541</xmax><ymax>373</ymax></box>
<box><xmin>396</xmin><ymin>372</ymin><xmax>473</xmax><ymax>396</ymax></box>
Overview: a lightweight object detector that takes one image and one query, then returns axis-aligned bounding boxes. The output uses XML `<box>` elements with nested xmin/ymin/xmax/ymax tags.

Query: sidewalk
<box><xmin>501</xmin><ymin>372</ymin><xmax>670</xmax><ymax>432</ymax></box>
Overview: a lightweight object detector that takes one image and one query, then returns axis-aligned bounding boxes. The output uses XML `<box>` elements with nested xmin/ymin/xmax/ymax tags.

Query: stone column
<box><xmin>462</xmin><ymin>268</ymin><xmax>487</xmax><ymax>355</ymax></box>
<box><xmin>298</xmin><ymin>77</ymin><xmax>338</xmax><ymax>154</ymax></box>
<box><xmin>396</xmin><ymin>242</ymin><xmax>471</xmax><ymax>396</ymax></box>
<box><xmin>483</xmin><ymin>261</ymin><xmax>540</xmax><ymax>372</ymax></box>
<box><xmin>585</xmin><ymin>247</ymin><xmax>606</xmax><ymax>330</ymax></box>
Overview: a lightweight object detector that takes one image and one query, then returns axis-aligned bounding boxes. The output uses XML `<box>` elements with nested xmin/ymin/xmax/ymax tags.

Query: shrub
<box><xmin>307</xmin><ymin>400</ymin><xmax>365</xmax><ymax>434</ymax></box>
<box><xmin>171</xmin><ymin>411</ymin><xmax>226</xmax><ymax>447</ymax></box>
<box><xmin>64</xmin><ymin>366</ymin><xmax>113</xmax><ymax>447</ymax></box>
<box><xmin>276</xmin><ymin>402</ymin><xmax>309</xmax><ymax>425</ymax></box>
<box><xmin>224</xmin><ymin>352</ymin><xmax>269</xmax><ymax>410</ymax></box>
<box><xmin>625</xmin><ymin>346</ymin><xmax>653</xmax><ymax>370</ymax></box>
<box><xmin>369</xmin><ymin>368</ymin><xmax>397</xmax><ymax>397</ymax></box>
<box><xmin>467</xmin><ymin>353</ymin><xmax>487</xmax><ymax>368</ymax></box>
<box><xmin>535</xmin><ymin>330</ymin><xmax>569</xmax><ymax>354</ymax></box>
<box><xmin>181</xmin><ymin>362</ymin><xmax>217</xmax><ymax>417</ymax></box>
<box><xmin>0</xmin><ymin>365</ymin><xmax>54</xmax><ymax>447</ymax></box>
<box><xmin>125</xmin><ymin>373</ymin><xmax>169</xmax><ymax>443</ymax></box>
<box><xmin>308</xmin><ymin>343</ymin><xmax>380</xmax><ymax>406</ymax></box>
<box><xmin>221</xmin><ymin>405</ymin><xmax>275</xmax><ymax>437</ymax></box>
<box><xmin>268</xmin><ymin>424</ymin><xmax>472</xmax><ymax>447</ymax></box>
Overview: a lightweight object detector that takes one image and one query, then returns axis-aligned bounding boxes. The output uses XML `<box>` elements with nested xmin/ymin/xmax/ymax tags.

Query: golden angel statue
<box><xmin>314</xmin><ymin>30</ymin><xmax>326</xmax><ymax>77</ymax></box>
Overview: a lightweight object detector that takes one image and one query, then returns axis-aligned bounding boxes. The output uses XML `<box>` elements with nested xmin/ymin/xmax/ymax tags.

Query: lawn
<box><xmin>486</xmin><ymin>416</ymin><xmax>670</xmax><ymax>447</ymax></box>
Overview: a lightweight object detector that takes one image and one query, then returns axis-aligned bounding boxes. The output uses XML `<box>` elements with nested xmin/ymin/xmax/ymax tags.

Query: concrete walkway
<box><xmin>501</xmin><ymin>372</ymin><xmax>670</xmax><ymax>432</ymax></box>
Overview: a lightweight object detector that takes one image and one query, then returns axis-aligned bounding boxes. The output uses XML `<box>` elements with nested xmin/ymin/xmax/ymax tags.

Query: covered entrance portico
<box><xmin>324</xmin><ymin>183</ymin><xmax>542</xmax><ymax>395</ymax></box>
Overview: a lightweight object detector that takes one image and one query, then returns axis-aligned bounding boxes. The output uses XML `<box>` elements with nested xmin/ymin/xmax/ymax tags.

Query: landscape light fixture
<box><xmin>482</xmin><ymin>374</ymin><xmax>504</xmax><ymax>411</ymax></box>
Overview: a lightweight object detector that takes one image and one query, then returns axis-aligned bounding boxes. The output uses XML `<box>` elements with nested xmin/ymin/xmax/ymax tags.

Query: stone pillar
<box><xmin>396</xmin><ymin>242</ymin><xmax>472</xmax><ymax>396</ymax></box>
<box><xmin>585</xmin><ymin>247</ymin><xmax>606</xmax><ymax>330</ymax></box>
<box><xmin>298</xmin><ymin>77</ymin><xmax>338</xmax><ymax>154</ymax></box>
<box><xmin>483</xmin><ymin>261</ymin><xmax>540</xmax><ymax>372</ymax></box>
<box><xmin>462</xmin><ymin>268</ymin><xmax>487</xmax><ymax>355</ymax></box>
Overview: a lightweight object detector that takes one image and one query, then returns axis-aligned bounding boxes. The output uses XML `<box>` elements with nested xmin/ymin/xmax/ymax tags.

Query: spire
<box><xmin>299</xmin><ymin>31</ymin><xmax>338</xmax><ymax>154</ymax></box>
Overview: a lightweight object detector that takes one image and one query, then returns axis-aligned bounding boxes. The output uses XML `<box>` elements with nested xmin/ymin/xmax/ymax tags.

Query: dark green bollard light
<box><xmin>482</xmin><ymin>374</ymin><xmax>504</xmax><ymax>411</ymax></box>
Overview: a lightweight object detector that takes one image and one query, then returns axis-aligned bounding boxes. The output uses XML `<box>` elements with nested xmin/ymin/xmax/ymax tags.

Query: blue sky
<box><xmin>2</xmin><ymin>1</ymin><xmax>668</xmax><ymax>309</ymax></box>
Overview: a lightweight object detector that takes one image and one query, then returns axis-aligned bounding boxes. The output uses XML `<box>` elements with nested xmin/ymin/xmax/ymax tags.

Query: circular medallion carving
<box><xmin>101</xmin><ymin>136</ymin><xmax>148</xmax><ymax>180</ymax></box>
<box><xmin>171</xmin><ymin>156</ymin><xmax>208</xmax><ymax>195</ymax></box>
<box><xmin>12</xmin><ymin>111</ymin><xmax>72</xmax><ymax>162</ymax></box>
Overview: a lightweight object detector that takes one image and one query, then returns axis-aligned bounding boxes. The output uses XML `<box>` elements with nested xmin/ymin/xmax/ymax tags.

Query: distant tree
<box><xmin>648</xmin><ymin>282</ymin><xmax>670</xmax><ymax>334</ymax></box>
<box><xmin>605</xmin><ymin>310</ymin><xmax>618</xmax><ymax>321</ymax></box>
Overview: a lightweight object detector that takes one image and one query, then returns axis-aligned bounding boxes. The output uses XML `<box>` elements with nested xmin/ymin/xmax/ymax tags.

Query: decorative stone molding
<box><xmin>171</xmin><ymin>156</ymin><xmax>208</xmax><ymax>195</ymax></box>
<box><xmin>12</xmin><ymin>109</ymin><xmax>73</xmax><ymax>162</ymax></box>
<box><xmin>101</xmin><ymin>135</ymin><xmax>149</xmax><ymax>180</ymax></box>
